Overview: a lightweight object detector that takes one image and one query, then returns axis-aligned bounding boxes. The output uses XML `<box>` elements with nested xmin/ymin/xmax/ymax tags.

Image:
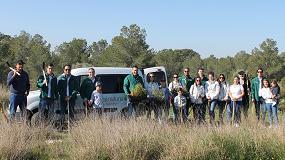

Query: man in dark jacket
<box><xmin>80</xmin><ymin>68</ymin><xmax>96</xmax><ymax>115</ymax></box>
<box><xmin>179</xmin><ymin>67</ymin><xmax>193</xmax><ymax>120</ymax></box>
<box><xmin>37</xmin><ymin>63</ymin><xmax>58</xmax><ymax>123</ymax></box>
<box><xmin>57</xmin><ymin>64</ymin><xmax>79</xmax><ymax>124</ymax></box>
<box><xmin>7</xmin><ymin>60</ymin><xmax>30</xmax><ymax>122</ymax></box>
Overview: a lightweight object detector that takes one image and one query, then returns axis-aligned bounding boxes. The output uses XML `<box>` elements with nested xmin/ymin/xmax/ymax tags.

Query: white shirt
<box><xmin>205</xmin><ymin>81</ymin><xmax>220</xmax><ymax>100</ymax></box>
<box><xmin>66</xmin><ymin>76</ymin><xmax>70</xmax><ymax>96</ymax></box>
<box><xmin>168</xmin><ymin>81</ymin><xmax>183</xmax><ymax>93</ymax></box>
<box><xmin>90</xmin><ymin>90</ymin><xmax>103</xmax><ymax>108</ymax></box>
<box><xmin>229</xmin><ymin>84</ymin><xmax>244</xmax><ymax>101</ymax></box>
<box><xmin>145</xmin><ymin>82</ymin><xmax>159</xmax><ymax>97</ymax></box>
<box><xmin>260</xmin><ymin>87</ymin><xmax>276</xmax><ymax>104</ymax></box>
<box><xmin>48</xmin><ymin>75</ymin><xmax>52</xmax><ymax>98</ymax></box>
<box><xmin>189</xmin><ymin>84</ymin><xmax>205</xmax><ymax>104</ymax></box>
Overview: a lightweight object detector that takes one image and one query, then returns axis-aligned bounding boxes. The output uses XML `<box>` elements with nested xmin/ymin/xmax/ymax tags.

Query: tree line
<box><xmin>1</xmin><ymin>24</ymin><xmax>285</xmax><ymax>89</ymax></box>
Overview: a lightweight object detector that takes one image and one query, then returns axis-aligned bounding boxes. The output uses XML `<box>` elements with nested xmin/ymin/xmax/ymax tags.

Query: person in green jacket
<box><xmin>197</xmin><ymin>67</ymin><xmax>208</xmax><ymax>122</ymax></box>
<box><xmin>179</xmin><ymin>67</ymin><xmax>193</xmax><ymax>120</ymax></box>
<box><xmin>123</xmin><ymin>65</ymin><xmax>144</xmax><ymax>117</ymax></box>
<box><xmin>37</xmin><ymin>63</ymin><xmax>58</xmax><ymax>124</ymax></box>
<box><xmin>251</xmin><ymin>68</ymin><xmax>265</xmax><ymax>121</ymax></box>
<box><xmin>57</xmin><ymin>64</ymin><xmax>79</xmax><ymax>124</ymax></box>
<box><xmin>80</xmin><ymin>68</ymin><xmax>96</xmax><ymax>115</ymax></box>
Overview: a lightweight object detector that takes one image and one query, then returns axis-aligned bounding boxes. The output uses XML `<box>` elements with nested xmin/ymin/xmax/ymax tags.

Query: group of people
<box><xmin>125</xmin><ymin>66</ymin><xmax>281</xmax><ymax>128</ymax></box>
<box><xmin>6</xmin><ymin>60</ymin><xmax>103</xmax><ymax>126</ymax></box>
<box><xmin>6</xmin><ymin>60</ymin><xmax>281</xmax><ymax>128</ymax></box>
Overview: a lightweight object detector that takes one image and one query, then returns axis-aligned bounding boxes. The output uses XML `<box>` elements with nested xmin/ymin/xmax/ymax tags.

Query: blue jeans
<box><xmin>226</xmin><ymin>101</ymin><xmax>241</xmax><ymax>124</ymax></box>
<box><xmin>208</xmin><ymin>99</ymin><xmax>217</xmax><ymax>124</ymax></box>
<box><xmin>173</xmin><ymin>105</ymin><xmax>187</xmax><ymax>123</ymax></box>
<box><xmin>263</xmin><ymin>103</ymin><xmax>278</xmax><ymax>126</ymax></box>
<box><xmin>9</xmin><ymin>93</ymin><xmax>27</xmax><ymax>121</ymax></box>
<box><xmin>39</xmin><ymin>98</ymin><xmax>54</xmax><ymax>123</ymax></box>
<box><xmin>217</xmin><ymin>100</ymin><xmax>228</xmax><ymax>124</ymax></box>
<box><xmin>253</xmin><ymin>97</ymin><xmax>263</xmax><ymax>120</ymax></box>
<box><xmin>272</xmin><ymin>104</ymin><xmax>279</xmax><ymax>125</ymax></box>
<box><xmin>193</xmin><ymin>103</ymin><xmax>204</xmax><ymax>125</ymax></box>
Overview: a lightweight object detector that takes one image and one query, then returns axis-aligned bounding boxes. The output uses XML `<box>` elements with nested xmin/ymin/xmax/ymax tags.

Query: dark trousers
<box><xmin>241</xmin><ymin>97</ymin><xmax>249</xmax><ymax>119</ymax></box>
<box><xmin>253</xmin><ymin>97</ymin><xmax>262</xmax><ymax>121</ymax></box>
<box><xmin>193</xmin><ymin>104</ymin><xmax>204</xmax><ymax>125</ymax></box>
<box><xmin>146</xmin><ymin>97</ymin><xmax>160</xmax><ymax>120</ymax></box>
<box><xmin>39</xmin><ymin>97</ymin><xmax>54</xmax><ymax>123</ymax></box>
<box><xmin>60</xmin><ymin>97</ymin><xmax>75</xmax><ymax>123</ymax></box>
<box><xmin>217</xmin><ymin>100</ymin><xmax>227</xmax><ymax>124</ymax></box>
<box><xmin>9</xmin><ymin>93</ymin><xmax>27</xmax><ymax>122</ymax></box>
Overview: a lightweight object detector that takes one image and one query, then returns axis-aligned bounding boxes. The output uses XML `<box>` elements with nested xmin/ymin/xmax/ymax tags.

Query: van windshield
<box><xmin>96</xmin><ymin>74</ymin><xmax>128</xmax><ymax>94</ymax></box>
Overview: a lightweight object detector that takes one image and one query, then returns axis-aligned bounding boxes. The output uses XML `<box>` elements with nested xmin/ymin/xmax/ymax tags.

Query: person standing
<box><xmin>57</xmin><ymin>64</ymin><xmax>79</xmax><ymax>126</ymax></box>
<box><xmin>145</xmin><ymin>73</ymin><xmax>160</xmax><ymax>120</ymax></box>
<box><xmin>36</xmin><ymin>63</ymin><xmax>58</xmax><ymax>124</ymax></box>
<box><xmin>228</xmin><ymin>76</ymin><xmax>244</xmax><ymax>127</ymax></box>
<box><xmin>169</xmin><ymin>73</ymin><xmax>183</xmax><ymax>120</ymax></box>
<box><xmin>179</xmin><ymin>67</ymin><xmax>193</xmax><ymax>120</ymax></box>
<box><xmin>7</xmin><ymin>60</ymin><xmax>30</xmax><ymax>122</ymax></box>
<box><xmin>197</xmin><ymin>68</ymin><xmax>208</xmax><ymax>122</ymax></box>
<box><xmin>260</xmin><ymin>79</ymin><xmax>277</xmax><ymax>128</ymax></box>
<box><xmin>159</xmin><ymin>79</ymin><xmax>171</xmax><ymax>121</ymax></box>
<box><xmin>89</xmin><ymin>82</ymin><xmax>104</xmax><ymax>119</ymax></box>
<box><xmin>251</xmin><ymin>68</ymin><xmax>264</xmax><ymax>121</ymax></box>
<box><xmin>174</xmin><ymin>88</ymin><xmax>187</xmax><ymax>123</ymax></box>
<box><xmin>238</xmin><ymin>71</ymin><xmax>251</xmax><ymax>119</ymax></box>
<box><xmin>123</xmin><ymin>65</ymin><xmax>144</xmax><ymax>117</ymax></box>
<box><xmin>217</xmin><ymin>74</ymin><xmax>229</xmax><ymax>125</ymax></box>
<box><xmin>80</xmin><ymin>68</ymin><xmax>96</xmax><ymax>116</ymax></box>
<box><xmin>189</xmin><ymin>77</ymin><xmax>205</xmax><ymax>125</ymax></box>
<box><xmin>205</xmin><ymin>71</ymin><xmax>220</xmax><ymax>125</ymax></box>
<box><xmin>270</xmin><ymin>80</ymin><xmax>280</xmax><ymax>126</ymax></box>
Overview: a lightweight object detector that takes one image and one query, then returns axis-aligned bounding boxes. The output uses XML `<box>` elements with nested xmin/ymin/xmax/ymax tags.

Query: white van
<box><xmin>26</xmin><ymin>66</ymin><xmax>167</xmax><ymax>121</ymax></box>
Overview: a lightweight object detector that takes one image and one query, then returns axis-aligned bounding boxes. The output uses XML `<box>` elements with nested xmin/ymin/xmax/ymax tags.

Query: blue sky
<box><xmin>0</xmin><ymin>0</ymin><xmax>284</xmax><ymax>58</ymax></box>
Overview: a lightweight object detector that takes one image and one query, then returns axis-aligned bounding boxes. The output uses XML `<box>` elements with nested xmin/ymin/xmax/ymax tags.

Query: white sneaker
<box><xmin>234</xmin><ymin>123</ymin><xmax>239</xmax><ymax>128</ymax></box>
<box><xmin>269</xmin><ymin>125</ymin><xmax>272</xmax><ymax>129</ymax></box>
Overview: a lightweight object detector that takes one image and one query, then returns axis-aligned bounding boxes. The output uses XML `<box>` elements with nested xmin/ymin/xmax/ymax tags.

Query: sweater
<box><xmin>189</xmin><ymin>84</ymin><xmax>205</xmax><ymax>104</ymax></box>
<box><xmin>205</xmin><ymin>81</ymin><xmax>220</xmax><ymax>100</ymax></box>
<box><xmin>7</xmin><ymin>70</ymin><xmax>30</xmax><ymax>95</ymax></box>
<box><xmin>123</xmin><ymin>74</ymin><xmax>144</xmax><ymax>95</ymax></box>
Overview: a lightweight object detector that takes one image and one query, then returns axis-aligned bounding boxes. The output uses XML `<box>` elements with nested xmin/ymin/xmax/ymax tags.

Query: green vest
<box><xmin>251</xmin><ymin>77</ymin><xmax>264</xmax><ymax>101</ymax></box>
<box><xmin>57</xmin><ymin>74</ymin><xmax>79</xmax><ymax>99</ymax></box>
<box><xmin>179</xmin><ymin>75</ymin><xmax>193</xmax><ymax>93</ymax></box>
<box><xmin>37</xmin><ymin>74</ymin><xmax>58</xmax><ymax>100</ymax></box>
<box><xmin>80</xmin><ymin>77</ymin><xmax>96</xmax><ymax>100</ymax></box>
<box><xmin>123</xmin><ymin>74</ymin><xmax>144</xmax><ymax>95</ymax></box>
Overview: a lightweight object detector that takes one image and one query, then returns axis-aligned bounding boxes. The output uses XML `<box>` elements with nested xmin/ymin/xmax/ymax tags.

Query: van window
<box><xmin>96</xmin><ymin>74</ymin><xmax>128</xmax><ymax>94</ymax></box>
<box><xmin>146</xmin><ymin>71</ymin><xmax>166</xmax><ymax>85</ymax></box>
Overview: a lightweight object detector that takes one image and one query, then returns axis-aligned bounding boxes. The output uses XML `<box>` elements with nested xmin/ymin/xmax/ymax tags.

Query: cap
<box><xmin>16</xmin><ymin>60</ymin><xmax>25</xmax><ymax>65</ymax></box>
<box><xmin>95</xmin><ymin>82</ymin><xmax>102</xmax><ymax>87</ymax></box>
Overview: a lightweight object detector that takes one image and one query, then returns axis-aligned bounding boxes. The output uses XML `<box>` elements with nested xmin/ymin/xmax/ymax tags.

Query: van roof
<box><xmin>71</xmin><ymin>67</ymin><xmax>136</xmax><ymax>76</ymax></box>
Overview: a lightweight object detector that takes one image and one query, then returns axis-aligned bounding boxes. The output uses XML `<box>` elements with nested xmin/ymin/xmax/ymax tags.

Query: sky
<box><xmin>0</xmin><ymin>0</ymin><xmax>284</xmax><ymax>58</ymax></box>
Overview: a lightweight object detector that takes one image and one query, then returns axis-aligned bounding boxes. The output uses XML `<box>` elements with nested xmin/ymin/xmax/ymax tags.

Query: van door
<box><xmin>143</xmin><ymin>66</ymin><xmax>168</xmax><ymax>86</ymax></box>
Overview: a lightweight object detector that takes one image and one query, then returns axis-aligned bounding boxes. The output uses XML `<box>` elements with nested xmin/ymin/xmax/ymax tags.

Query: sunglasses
<box><xmin>173</xmin><ymin>77</ymin><xmax>178</xmax><ymax>78</ymax></box>
<box><xmin>150</xmin><ymin>76</ymin><xmax>155</xmax><ymax>77</ymax></box>
<box><xmin>64</xmin><ymin>68</ymin><xmax>71</xmax><ymax>71</ymax></box>
<box><xmin>219</xmin><ymin>77</ymin><xmax>225</xmax><ymax>79</ymax></box>
<box><xmin>184</xmin><ymin>70</ymin><xmax>189</xmax><ymax>72</ymax></box>
<box><xmin>257</xmin><ymin>71</ymin><xmax>263</xmax><ymax>73</ymax></box>
<box><xmin>196</xmin><ymin>80</ymin><xmax>201</xmax><ymax>81</ymax></box>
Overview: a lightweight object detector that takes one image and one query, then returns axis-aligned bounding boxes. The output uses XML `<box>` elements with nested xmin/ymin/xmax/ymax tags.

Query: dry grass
<box><xmin>0</xmin><ymin>113</ymin><xmax>285</xmax><ymax>159</ymax></box>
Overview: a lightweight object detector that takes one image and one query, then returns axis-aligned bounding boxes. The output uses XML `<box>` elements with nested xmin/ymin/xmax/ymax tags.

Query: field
<box><xmin>1</xmin><ymin>85</ymin><xmax>285</xmax><ymax>159</ymax></box>
<box><xmin>1</xmin><ymin>114</ymin><xmax>285</xmax><ymax>160</ymax></box>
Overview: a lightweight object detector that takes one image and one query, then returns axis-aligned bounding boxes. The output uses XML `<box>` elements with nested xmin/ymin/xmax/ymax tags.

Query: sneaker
<box><xmin>234</xmin><ymin>123</ymin><xmax>239</xmax><ymax>128</ymax></box>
